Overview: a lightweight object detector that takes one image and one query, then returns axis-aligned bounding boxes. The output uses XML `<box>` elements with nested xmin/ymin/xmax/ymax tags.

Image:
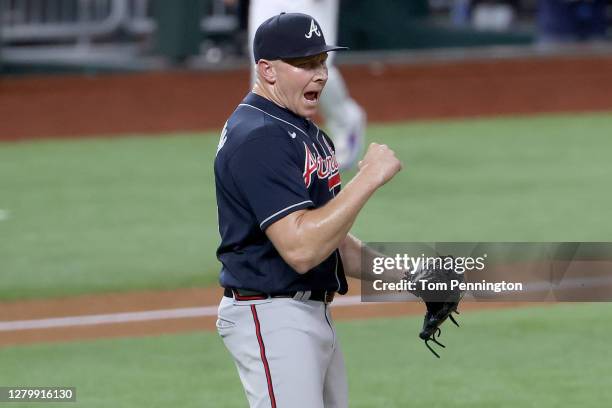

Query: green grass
<box><xmin>349</xmin><ymin>112</ymin><xmax>612</xmax><ymax>242</ymax></box>
<box><xmin>1</xmin><ymin>112</ymin><xmax>612</xmax><ymax>300</ymax></box>
<box><xmin>1</xmin><ymin>303</ymin><xmax>611</xmax><ymax>407</ymax></box>
<box><xmin>0</xmin><ymin>134</ymin><xmax>220</xmax><ymax>299</ymax></box>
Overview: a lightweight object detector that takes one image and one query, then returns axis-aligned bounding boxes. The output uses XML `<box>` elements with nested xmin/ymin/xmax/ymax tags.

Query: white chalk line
<box><xmin>2</xmin><ymin>275</ymin><xmax>611</xmax><ymax>333</ymax></box>
<box><xmin>0</xmin><ymin>295</ymin><xmax>365</xmax><ymax>332</ymax></box>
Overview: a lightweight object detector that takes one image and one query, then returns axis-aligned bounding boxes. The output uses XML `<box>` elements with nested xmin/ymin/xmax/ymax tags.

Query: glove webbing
<box><xmin>420</xmin><ymin>311</ymin><xmax>460</xmax><ymax>358</ymax></box>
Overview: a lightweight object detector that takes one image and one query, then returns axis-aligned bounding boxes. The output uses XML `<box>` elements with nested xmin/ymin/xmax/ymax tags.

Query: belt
<box><xmin>224</xmin><ymin>288</ymin><xmax>335</xmax><ymax>304</ymax></box>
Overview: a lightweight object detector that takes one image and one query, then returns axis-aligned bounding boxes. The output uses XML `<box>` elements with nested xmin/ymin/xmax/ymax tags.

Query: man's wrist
<box><xmin>352</xmin><ymin>166</ymin><xmax>382</xmax><ymax>194</ymax></box>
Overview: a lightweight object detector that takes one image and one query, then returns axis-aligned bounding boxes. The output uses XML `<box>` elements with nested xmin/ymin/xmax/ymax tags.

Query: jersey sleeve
<box><xmin>228</xmin><ymin>133</ymin><xmax>314</xmax><ymax>230</ymax></box>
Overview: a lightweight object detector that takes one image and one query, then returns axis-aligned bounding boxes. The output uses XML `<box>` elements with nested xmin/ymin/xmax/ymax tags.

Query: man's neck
<box><xmin>252</xmin><ymin>83</ymin><xmax>288</xmax><ymax>111</ymax></box>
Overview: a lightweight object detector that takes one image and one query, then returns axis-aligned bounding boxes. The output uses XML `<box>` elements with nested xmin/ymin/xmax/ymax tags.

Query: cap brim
<box><xmin>279</xmin><ymin>44</ymin><xmax>349</xmax><ymax>60</ymax></box>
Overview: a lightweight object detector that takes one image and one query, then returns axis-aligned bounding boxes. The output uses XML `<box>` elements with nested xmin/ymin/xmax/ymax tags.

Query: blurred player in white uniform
<box><xmin>248</xmin><ymin>0</ymin><xmax>366</xmax><ymax>169</ymax></box>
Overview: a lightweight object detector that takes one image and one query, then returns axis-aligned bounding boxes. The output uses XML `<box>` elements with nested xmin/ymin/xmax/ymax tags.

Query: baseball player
<box><xmin>247</xmin><ymin>0</ymin><xmax>366</xmax><ymax>170</ymax></box>
<box><xmin>214</xmin><ymin>13</ymin><xmax>401</xmax><ymax>408</ymax></box>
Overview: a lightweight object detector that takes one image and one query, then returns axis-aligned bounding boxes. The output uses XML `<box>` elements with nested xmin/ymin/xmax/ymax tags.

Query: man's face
<box><xmin>272</xmin><ymin>53</ymin><xmax>328</xmax><ymax>118</ymax></box>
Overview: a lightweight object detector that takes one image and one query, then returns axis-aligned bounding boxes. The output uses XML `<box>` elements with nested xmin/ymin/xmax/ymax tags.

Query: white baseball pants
<box><xmin>217</xmin><ymin>296</ymin><xmax>348</xmax><ymax>408</ymax></box>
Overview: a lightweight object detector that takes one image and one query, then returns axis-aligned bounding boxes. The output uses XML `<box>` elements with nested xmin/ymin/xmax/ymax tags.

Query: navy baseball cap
<box><xmin>253</xmin><ymin>12</ymin><xmax>348</xmax><ymax>62</ymax></box>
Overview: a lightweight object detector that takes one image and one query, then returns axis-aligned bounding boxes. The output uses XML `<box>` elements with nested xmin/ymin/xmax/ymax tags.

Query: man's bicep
<box><xmin>265</xmin><ymin>209</ymin><xmax>308</xmax><ymax>268</ymax></box>
<box><xmin>265</xmin><ymin>210</ymin><xmax>305</xmax><ymax>248</ymax></box>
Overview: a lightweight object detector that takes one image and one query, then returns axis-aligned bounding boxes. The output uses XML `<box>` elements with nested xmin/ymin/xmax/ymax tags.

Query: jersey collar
<box><xmin>243</xmin><ymin>92</ymin><xmax>312</xmax><ymax>130</ymax></box>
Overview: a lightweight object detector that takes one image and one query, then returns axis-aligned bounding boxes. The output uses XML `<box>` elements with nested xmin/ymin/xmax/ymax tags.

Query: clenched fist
<box><xmin>358</xmin><ymin>143</ymin><xmax>402</xmax><ymax>188</ymax></box>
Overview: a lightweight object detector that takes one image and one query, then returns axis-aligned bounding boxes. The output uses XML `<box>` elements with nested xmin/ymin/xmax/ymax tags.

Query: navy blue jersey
<box><xmin>215</xmin><ymin>92</ymin><xmax>348</xmax><ymax>295</ymax></box>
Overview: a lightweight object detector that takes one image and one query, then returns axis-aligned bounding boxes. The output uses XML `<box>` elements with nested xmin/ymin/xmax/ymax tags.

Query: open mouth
<box><xmin>304</xmin><ymin>91</ymin><xmax>319</xmax><ymax>102</ymax></box>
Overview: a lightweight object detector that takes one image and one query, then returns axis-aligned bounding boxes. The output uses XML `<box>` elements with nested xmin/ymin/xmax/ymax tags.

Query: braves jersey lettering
<box><xmin>303</xmin><ymin>142</ymin><xmax>341</xmax><ymax>190</ymax></box>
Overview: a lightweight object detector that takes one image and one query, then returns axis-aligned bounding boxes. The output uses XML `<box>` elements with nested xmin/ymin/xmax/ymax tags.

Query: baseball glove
<box><xmin>405</xmin><ymin>256</ymin><xmax>465</xmax><ymax>358</ymax></box>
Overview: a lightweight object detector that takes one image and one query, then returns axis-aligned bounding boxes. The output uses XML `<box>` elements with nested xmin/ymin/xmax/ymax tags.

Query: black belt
<box><xmin>224</xmin><ymin>288</ymin><xmax>335</xmax><ymax>303</ymax></box>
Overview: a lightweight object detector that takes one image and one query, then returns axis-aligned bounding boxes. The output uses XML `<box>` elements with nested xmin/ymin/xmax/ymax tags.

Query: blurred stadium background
<box><xmin>2</xmin><ymin>1</ymin><xmax>612</xmax><ymax>407</ymax></box>
<box><xmin>0</xmin><ymin>0</ymin><xmax>611</xmax><ymax>72</ymax></box>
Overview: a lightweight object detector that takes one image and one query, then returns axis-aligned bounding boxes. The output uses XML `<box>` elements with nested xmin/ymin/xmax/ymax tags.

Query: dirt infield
<box><xmin>2</xmin><ymin>54</ymin><xmax>612</xmax><ymax>141</ymax></box>
<box><xmin>0</xmin><ymin>278</ymin><xmax>539</xmax><ymax>347</ymax></box>
<box><xmin>0</xmin><ymin>54</ymin><xmax>609</xmax><ymax>347</ymax></box>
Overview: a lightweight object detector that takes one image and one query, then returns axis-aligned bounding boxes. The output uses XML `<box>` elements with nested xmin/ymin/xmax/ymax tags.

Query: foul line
<box><xmin>3</xmin><ymin>275</ymin><xmax>610</xmax><ymax>333</ymax></box>
<box><xmin>0</xmin><ymin>295</ymin><xmax>364</xmax><ymax>332</ymax></box>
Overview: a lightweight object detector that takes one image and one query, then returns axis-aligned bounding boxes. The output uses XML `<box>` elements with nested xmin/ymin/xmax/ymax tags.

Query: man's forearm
<box><xmin>340</xmin><ymin>234</ymin><xmax>406</xmax><ymax>282</ymax></box>
<box><xmin>339</xmin><ymin>234</ymin><xmax>363</xmax><ymax>279</ymax></box>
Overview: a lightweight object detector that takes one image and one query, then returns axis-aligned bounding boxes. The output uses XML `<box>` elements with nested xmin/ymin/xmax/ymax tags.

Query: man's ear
<box><xmin>257</xmin><ymin>59</ymin><xmax>277</xmax><ymax>84</ymax></box>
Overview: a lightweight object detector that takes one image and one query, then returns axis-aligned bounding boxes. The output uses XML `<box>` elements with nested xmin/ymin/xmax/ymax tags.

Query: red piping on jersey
<box><xmin>251</xmin><ymin>305</ymin><xmax>277</xmax><ymax>408</ymax></box>
<box><xmin>328</xmin><ymin>172</ymin><xmax>341</xmax><ymax>190</ymax></box>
